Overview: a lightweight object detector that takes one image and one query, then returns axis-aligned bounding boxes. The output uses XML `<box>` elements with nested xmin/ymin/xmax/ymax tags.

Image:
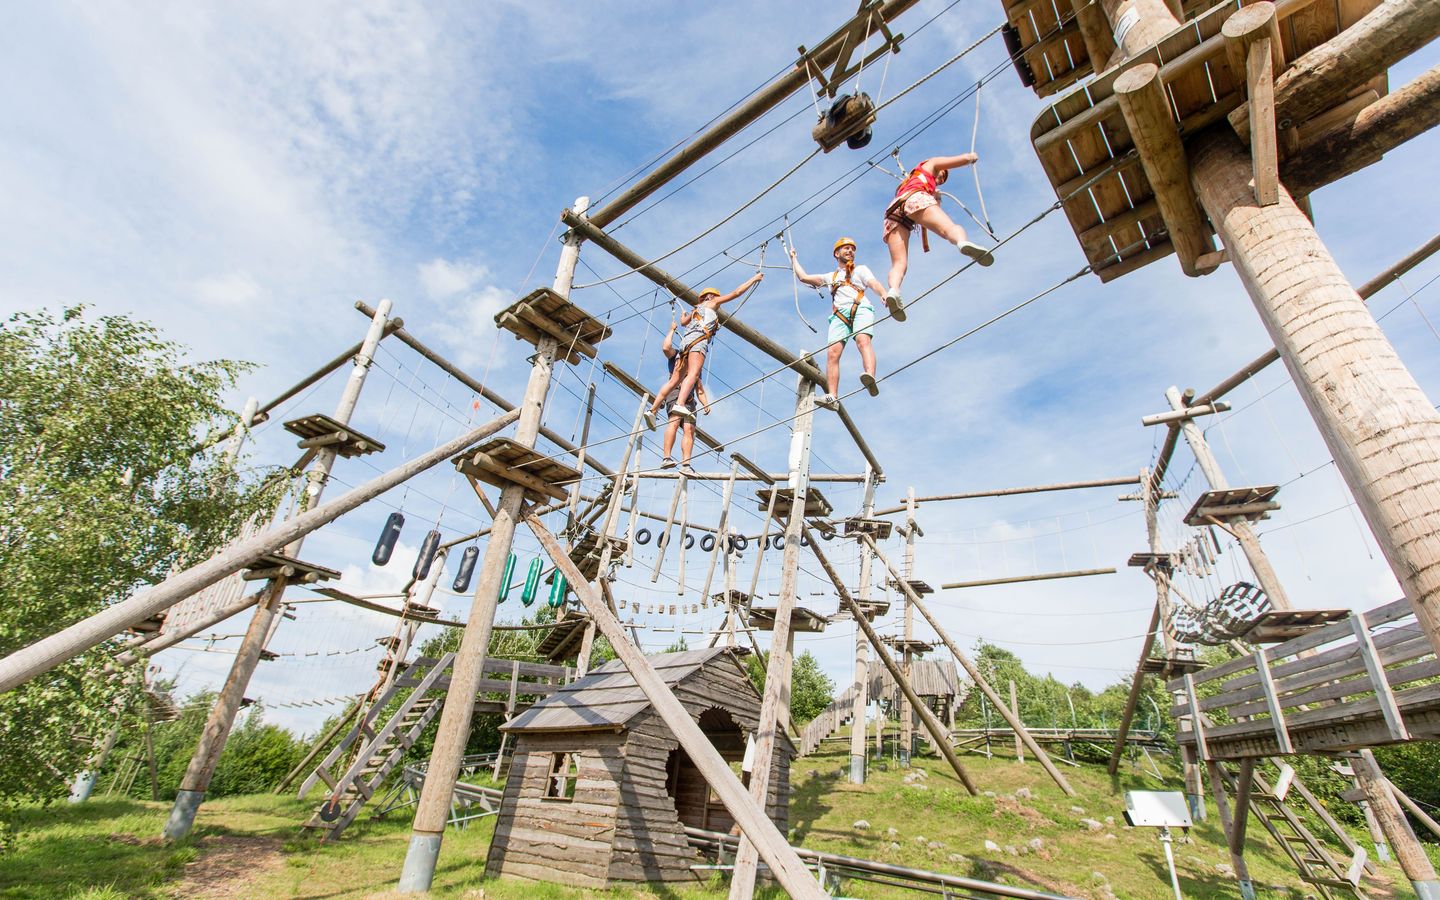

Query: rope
<box><xmin>781</xmin><ymin>224</ymin><xmax>819</xmax><ymax>334</ymax></box>
<box><xmin>970</xmin><ymin>83</ymin><xmax>995</xmax><ymax>238</ymax></box>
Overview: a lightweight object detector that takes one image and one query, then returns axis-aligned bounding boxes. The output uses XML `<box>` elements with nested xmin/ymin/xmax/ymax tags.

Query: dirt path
<box><xmin>168</xmin><ymin>834</ymin><xmax>286</xmax><ymax>898</ymax></box>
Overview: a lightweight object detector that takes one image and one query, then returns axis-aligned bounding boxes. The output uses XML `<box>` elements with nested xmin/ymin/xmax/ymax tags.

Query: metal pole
<box><xmin>398</xmin><ymin>197</ymin><xmax>589</xmax><ymax>892</ymax></box>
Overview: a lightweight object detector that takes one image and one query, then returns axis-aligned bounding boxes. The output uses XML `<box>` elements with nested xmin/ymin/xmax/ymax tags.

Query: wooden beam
<box><xmin>1231</xmin><ymin>0</ymin><xmax>1440</xmax><ymax>141</ymax></box>
<box><xmin>1223</xmin><ymin>3</ymin><xmax>1283</xmax><ymax>205</ymax></box>
<box><xmin>941</xmin><ymin>567</ymin><xmax>1116</xmax><ymax>589</ymax></box>
<box><xmin>872</xmin><ymin>475</ymin><xmax>1138</xmax><ymax>516</ymax></box>
<box><xmin>1114</xmin><ymin>63</ymin><xmax>1217</xmax><ymax>276</ymax></box>
<box><xmin>1282</xmin><ymin>64</ymin><xmax>1440</xmax><ymax>197</ymax></box>
<box><xmin>1109</xmin><ymin>600</ymin><xmax>1161</xmax><ymax>775</ymax></box>
<box><xmin>1071</xmin><ymin>0</ymin><xmax>1118</xmax><ymax>74</ymax></box>
<box><xmin>1141</xmin><ymin>401</ymin><xmax>1230</xmax><ymax>426</ymax></box>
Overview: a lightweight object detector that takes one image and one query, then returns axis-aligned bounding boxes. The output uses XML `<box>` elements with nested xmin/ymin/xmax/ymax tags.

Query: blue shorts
<box><xmin>827</xmin><ymin>305</ymin><xmax>875</xmax><ymax>345</ymax></box>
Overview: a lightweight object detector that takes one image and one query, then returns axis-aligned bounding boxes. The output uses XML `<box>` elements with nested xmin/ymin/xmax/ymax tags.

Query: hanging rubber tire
<box><xmin>771</xmin><ymin>534</ymin><xmax>785</xmax><ymax>550</ymax></box>
<box><xmin>734</xmin><ymin>535</ymin><xmax>749</xmax><ymax>552</ymax></box>
<box><xmin>658</xmin><ymin>532</ymin><xmax>669</xmax><ymax>548</ymax></box>
<box><xmin>800</xmin><ymin>532</ymin><xmax>810</xmax><ymax>547</ymax></box>
<box><xmin>319</xmin><ymin>798</ymin><xmax>343</xmax><ymax>822</ymax></box>
<box><xmin>635</xmin><ymin>527</ymin><xmax>651</xmax><ymax>546</ymax></box>
<box><xmin>822</xmin><ymin>530</ymin><xmax>834</xmax><ymax>541</ymax></box>
<box><xmin>684</xmin><ymin>534</ymin><xmax>695</xmax><ymax>550</ymax></box>
<box><xmin>700</xmin><ymin>534</ymin><xmax>716</xmax><ymax>552</ymax></box>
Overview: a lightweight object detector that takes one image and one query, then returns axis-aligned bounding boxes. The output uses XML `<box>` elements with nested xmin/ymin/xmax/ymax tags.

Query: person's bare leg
<box><xmin>826</xmin><ymin>342</ymin><xmax>843</xmax><ymax>396</ymax></box>
<box><xmin>675</xmin><ymin>350</ymin><xmax>705</xmax><ymax>407</ymax></box>
<box><xmin>913</xmin><ymin>205</ymin><xmax>992</xmax><ymax>266</ymax></box>
<box><xmin>681</xmin><ymin>424</ymin><xmax>695</xmax><ymax>464</ymax></box>
<box><xmin>855</xmin><ymin>334</ymin><xmax>876</xmax><ymax>377</ymax></box>
<box><xmin>885</xmin><ymin>228</ymin><xmax>910</xmax><ymax>296</ymax></box>
<box><xmin>648</xmin><ymin>368</ymin><xmax>684</xmax><ymax>414</ymax></box>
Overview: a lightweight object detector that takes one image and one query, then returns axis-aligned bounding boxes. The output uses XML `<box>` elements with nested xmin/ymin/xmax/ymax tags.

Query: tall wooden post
<box><xmin>163</xmin><ymin>299</ymin><xmax>392</xmax><ymax>841</ymax></box>
<box><xmin>849</xmin><ymin>465</ymin><xmax>878</xmax><ymax>784</ymax></box>
<box><xmin>728</xmin><ymin>375</ymin><xmax>815</xmax><ymax>900</ymax></box>
<box><xmin>1010</xmin><ymin>680</ymin><xmax>1023</xmax><ymax>763</ymax></box>
<box><xmin>900</xmin><ymin>488</ymin><xmax>917</xmax><ymax>766</ymax></box>
<box><xmin>397</xmin><ymin>197</ymin><xmax>589</xmax><ymax>892</ymax></box>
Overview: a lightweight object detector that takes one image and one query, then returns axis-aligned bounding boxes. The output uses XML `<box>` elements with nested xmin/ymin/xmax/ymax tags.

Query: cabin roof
<box><xmin>503</xmin><ymin>647</ymin><xmax>752</xmax><ymax>734</ymax></box>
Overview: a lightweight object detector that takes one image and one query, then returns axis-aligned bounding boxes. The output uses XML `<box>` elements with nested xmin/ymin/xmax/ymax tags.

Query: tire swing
<box><xmin>700</xmin><ymin>534</ymin><xmax>716</xmax><ymax>553</ymax></box>
<box><xmin>635</xmin><ymin>527</ymin><xmax>652</xmax><ymax>546</ymax></box>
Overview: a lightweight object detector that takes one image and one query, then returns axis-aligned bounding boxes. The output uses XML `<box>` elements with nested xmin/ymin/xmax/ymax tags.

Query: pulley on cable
<box><xmin>812</xmin><ymin>92</ymin><xmax>876</xmax><ymax>152</ymax></box>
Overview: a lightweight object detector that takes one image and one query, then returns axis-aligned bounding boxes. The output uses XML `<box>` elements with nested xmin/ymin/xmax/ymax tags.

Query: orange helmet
<box><xmin>697</xmin><ymin>287</ymin><xmax>722</xmax><ymax>300</ymax></box>
<box><xmin>833</xmin><ymin>236</ymin><xmax>857</xmax><ymax>254</ymax></box>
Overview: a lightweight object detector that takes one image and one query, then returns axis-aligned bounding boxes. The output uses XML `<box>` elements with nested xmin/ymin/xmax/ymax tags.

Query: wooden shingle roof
<box><xmin>502</xmin><ymin>648</ymin><xmax>753</xmax><ymax>734</ymax></box>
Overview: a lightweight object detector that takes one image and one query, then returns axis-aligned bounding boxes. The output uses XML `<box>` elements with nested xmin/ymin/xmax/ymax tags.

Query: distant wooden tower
<box><xmin>484</xmin><ymin>648</ymin><xmax>793</xmax><ymax>888</ymax></box>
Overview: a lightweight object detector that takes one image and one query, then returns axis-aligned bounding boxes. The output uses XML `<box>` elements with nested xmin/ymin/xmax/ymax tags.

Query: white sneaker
<box><xmin>884</xmin><ymin>290</ymin><xmax>907</xmax><ymax>322</ymax></box>
<box><xmin>680</xmin><ymin>463</ymin><xmax>697</xmax><ymax>478</ymax></box>
<box><xmin>674</xmin><ymin>404</ymin><xmax>695</xmax><ymax>421</ymax></box>
<box><xmin>816</xmin><ymin>393</ymin><xmax>840</xmax><ymax>411</ymax></box>
<box><xmin>860</xmin><ymin>372</ymin><xmax>879</xmax><ymax>397</ymax></box>
<box><xmin>958</xmin><ymin>241</ymin><xmax>995</xmax><ymax>267</ymax></box>
<box><xmin>660</xmin><ymin>457</ymin><xmax>676</xmax><ymax>470</ymax></box>
<box><xmin>643</xmin><ymin>410</ymin><xmax>657</xmax><ymax>431</ymax></box>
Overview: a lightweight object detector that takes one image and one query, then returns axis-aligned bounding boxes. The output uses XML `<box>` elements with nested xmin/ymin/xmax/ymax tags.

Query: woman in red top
<box><xmin>881</xmin><ymin>154</ymin><xmax>994</xmax><ymax>320</ymax></box>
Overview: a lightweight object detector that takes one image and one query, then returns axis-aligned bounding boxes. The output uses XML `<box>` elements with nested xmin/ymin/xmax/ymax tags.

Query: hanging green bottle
<box><xmin>497</xmin><ymin>553</ymin><xmax>517</xmax><ymax>603</ymax></box>
<box><xmin>520</xmin><ymin>557</ymin><xmax>543</xmax><ymax>606</ymax></box>
<box><xmin>547</xmin><ymin>572</ymin><xmax>568</xmax><ymax>608</ymax></box>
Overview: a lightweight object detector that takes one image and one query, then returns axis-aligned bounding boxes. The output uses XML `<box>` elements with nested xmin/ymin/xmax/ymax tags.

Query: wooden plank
<box><xmin>1251</xmin><ymin>649</ymin><xmax>1295</xmax><ymax>753</ymax></box>
<box><xmin>1351</xmin><ymin>612</ymin><xmax>1413</xmax><ymax>740</ymax></box>
<box><xmin>1184</xmin><ymin>674</ymin><xmax>1209</xmax><ymax>760</ymax></box>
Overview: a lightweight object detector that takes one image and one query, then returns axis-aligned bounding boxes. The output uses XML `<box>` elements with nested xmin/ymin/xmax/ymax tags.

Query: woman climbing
<box><xmin>643</xmin><ymin>271</ymin><xmax>762</xmax><ymax>430</ymax></box>
<box><xmin>882</xmin><ymin>153</ymin><xmax>994</xmax><ymax>320</ymax></box>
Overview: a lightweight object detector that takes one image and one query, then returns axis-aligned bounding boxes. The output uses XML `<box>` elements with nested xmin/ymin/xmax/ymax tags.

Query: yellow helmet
<box><xmin>833</xmin><ymin>236</ymin><xmax>857</xmax><ymax>253</ymax></box>
<box><xmin>697</xmin><ymin>287</ymin><xmax>722</xmax><ymax>300</ymax></box>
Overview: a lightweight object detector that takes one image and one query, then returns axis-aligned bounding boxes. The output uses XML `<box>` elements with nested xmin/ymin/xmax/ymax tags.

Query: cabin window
<box><xmin>544</xmin><ymin>752</ymin><xmax>579</xmax><ymax>800</ymax></box>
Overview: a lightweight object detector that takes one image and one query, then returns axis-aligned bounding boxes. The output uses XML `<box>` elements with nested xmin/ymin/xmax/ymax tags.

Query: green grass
<box><xmin>0</xmin><ymin>740</ymin><xmax>1421</xmax><ymax>898</ymax></box>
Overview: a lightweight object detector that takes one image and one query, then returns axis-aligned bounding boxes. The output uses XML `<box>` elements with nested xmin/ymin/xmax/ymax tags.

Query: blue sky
<box><xmin>4</xmin><ymin>2</ymin><xmax>1438</xmax><ymax>736</ymax></box>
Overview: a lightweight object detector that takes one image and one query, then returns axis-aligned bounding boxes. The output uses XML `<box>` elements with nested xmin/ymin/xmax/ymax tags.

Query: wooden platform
<box><xmin>711</xmin><ymin>589</ymin><xmax>752</xmax><ymax>607</ymax></box>
<box><xmin>453</xmin><ymin>437</ymin><xmax>581</xmax><ymax>503</ymax></box>
<box><xmin>882</xmin><ymin>636</ymin><xmax>935</xmax><ymax>655</ymax></box>
<box><xmin>1168</xmin><ymin>598</ymin><xmax>1440</xmax><ymax>759</ymax></box>
<box><xmin>1015</xmin><ymin>0</ymin><xmax>1383</xmax><ymax>281</ymax></box>
<box><xmin>832</xmin><ymin>597</ymin><xmax>892</xmax><ymax>621</ymax></box>
<box><xmin>887</xmin><ymin>578</ymin><xmax>934</xmax><ymax>596</ymax></box>
<box><xmin>283</xmin><ymin>413</ymin><xmax>386</xmax><ymax>458</ymax></box>
<box><xmin>563</xmin><ymin>530</ymin><xmax>627</xmax><ymax>583</ymax></box>
<box><xmin>756</xmin><ymin>486</ymin><xmax>832</xmax><ymax>521</ymax></box>
<box><xmin>747</xmin><ymin>606</ymin><xmax>829</xmax><ymax>633</ymax></box>
<box><xmin>243</xmin><ymin>552</ymin><xmax>340</xmax><ymax>584</ymax></box>
<box><xmin>1127</xmin><ymin>551</ymin><xmax>1174</xmax><ymax>570</ymax></box>
<box><xmin>1242</xmin><ymin>607</ymin><xmax>1351</xmax><ymax>643</ymax></box>
<box><xmin>536</xmin><ymin>608</ymin><xmax>592</xmax><ymax>662</ymax></box>
<box><xmin>494</xmin><ymin>288</ymin><xmax>612</xmax><ymax>365</ymax></box>
<box><xmin>1140</xmin><ymin>653</ymin><xmax>1207</xmax><ymax>676</ymax></box>
<box><xmin>844</xmin><ymin>517</ymin><xmax>894</xmax><ymax>539</ymax></box>
<box><xmin>1183</xmin><ymin>485</ymin><xmax>1280</xmax><ymax>526</ymax></box>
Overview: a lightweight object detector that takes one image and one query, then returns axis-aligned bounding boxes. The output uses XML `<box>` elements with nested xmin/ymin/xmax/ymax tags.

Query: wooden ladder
<box><xmin>300</xmin><ymin>653</ymin><xmax>455</xmax><ymax>841</ymax></box>
<box><xmin>1219</xmin><ymin>762</ymin><xmax>1367</xmax><ymax>899</ymax></box>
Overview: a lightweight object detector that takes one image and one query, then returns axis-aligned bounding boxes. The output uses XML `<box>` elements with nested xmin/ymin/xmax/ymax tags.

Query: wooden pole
<box><xmin>1010</xmin><ymin>681</ymin><xmax>1024</xmax><ymax>763</ymax></box>
<box><xmin>1386</xmin><ymin>778</ymin><xmax>1440</xmax><ymax>841</ymax></box>
<box><xmin>397</xmin><ymin>197</ymin><xmax>588</xmax><ymax>893</ymax></box>
<box><xmin>1108</xmin><ymin>601</ymin><xmax>1162</xmax><ymax>775</ymax></box>
<box><xmin>1355</xmin><ymin>750</ymin><xmax>1440</xmax><ymax>897</ymax></box>
<box><xmin>163</xmin><ymin>299</ymin><xmax>395</xmax><ymax>841</ymax></box>
<box><xmin>871</xmin><ymin>475</ymin><xmax>1138</xmax><ymax>516</ymax></box>
<box><xmin>729</xmin><ymin>375</ymin><xmax>815</xmax><ymax>900</ymax></box>
<box><xmin>860</xmin><ymin>534</ymin><xmax>1077</xmax><ymax>796</ymax></box>
<box><xmin>524</xmin><ymin>517</ymin><xmax>825</xmax><ymax>899</ymax></box>
<box><xmin>1190</xmin><ymin>128</ymin><xmax>1440</xmax><ymax>663</ymax></box>
<box><xmin>942</xmin><ymin>568</ymin><xmax>1116</xmax><ymax>589</ymax></box>
<box><xmin>1114</xmin><ymin>62</ymin><xmax>1218</xmax><ymax>275</ymax></box>
<box><xmin>1205</xmin><ymin>761</ymin><xmax>1258</xmax><ymax>900</ymax></box>
<box><xmin>275</xmin><ymin>702</ymin><xmax>360</xmax><ymax>795</ymax></box>
<box><xmin>1282</xmin><ymin>64</ymin><xmax>1440</xmax><ymax>197</ymax></box>
<box><xmin>900</xmin><ymin>489</ymin><xmax>916</xmax><ymax>767</ymax></box>
<box><xmin>849</xmin><ymin>465</ymin><xmax>878</xmax><ymax>784</ymax></box>
<box><xmin>804</xmin><ymin>525</ymin><xmax>979</xmax><ymax>795</ymax></box>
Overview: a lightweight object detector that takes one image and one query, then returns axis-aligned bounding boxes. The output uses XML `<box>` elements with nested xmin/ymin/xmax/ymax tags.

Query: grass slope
<box><xmin>0</xmin><ymin>736</ymin><xmax>1422</xmax><ymax>898</ymax></box>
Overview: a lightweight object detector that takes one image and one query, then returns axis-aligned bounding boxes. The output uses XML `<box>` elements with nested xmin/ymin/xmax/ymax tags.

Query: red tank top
<box><xmin>895</xmin><ymin>162</ymin><xmax>939</xmax><ymax>200</ymax></box>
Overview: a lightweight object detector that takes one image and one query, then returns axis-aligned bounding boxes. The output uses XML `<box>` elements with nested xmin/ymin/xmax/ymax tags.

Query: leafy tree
<box><xmin>0</xmin><ymin>307</ymin><xmax>283</xmax><ymax>806</ymax></box>
<box><xmin>744</xmin><ymin>650</ymin><xmax>834</xmax><ymax>725</ymax></box>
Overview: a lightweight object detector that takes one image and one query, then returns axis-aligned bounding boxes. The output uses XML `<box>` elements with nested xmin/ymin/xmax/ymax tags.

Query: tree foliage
<box><xmin>0</xmin><ymin>307</ymin><xmax>284</xmax><ymax>805</ymax></box>
<box><xmin>744</xmin><ymin>650</ymin><xmax>834</xmax><ymax>726</ymax></box>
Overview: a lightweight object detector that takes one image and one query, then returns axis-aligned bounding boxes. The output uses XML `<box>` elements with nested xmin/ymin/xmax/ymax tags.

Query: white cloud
<box><xmin>419</xmin><ymin>258</ymin><xmax>489</xmax><ymax>298</ymax></box>
<box><xmin>194</xmin><ymin>272</ymin><xmax>264</xmax><ymax>307</ymax></box>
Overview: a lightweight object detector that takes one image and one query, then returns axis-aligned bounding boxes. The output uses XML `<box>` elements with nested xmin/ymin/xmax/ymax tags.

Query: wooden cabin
<box><xmin>869</xmin><ymin>657</ymin><xmax>967</xmax><ymax>728</ymax></box>
<box><xmin>484</xmin><ymin>647</ymin><xmax>793</xmax><ymax>888</ymax></box>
